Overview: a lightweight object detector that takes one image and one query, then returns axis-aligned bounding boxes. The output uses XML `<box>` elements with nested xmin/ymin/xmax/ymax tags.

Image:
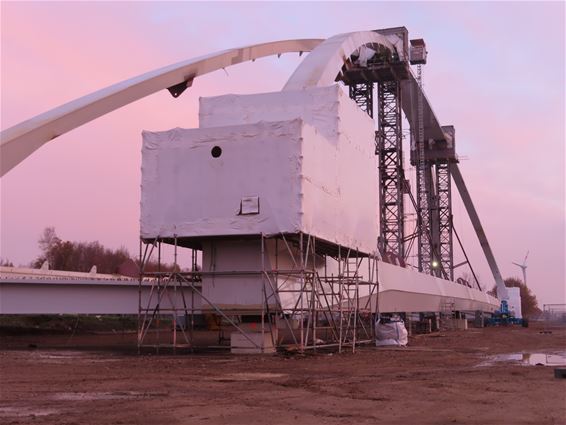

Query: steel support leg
<box><xmin>435</xmin><ymin>161</ymin><xmax>453</xmax><ymax>279</ymax></box>
<box><xmin>376</xmin><ymin>80</ymin><xmax>405</xmax><ymax>258</ymax></box>
<box><xmin>348</xmin><ymin>83</ymin><xmax>374</xmax><ymax>118</ymax></box>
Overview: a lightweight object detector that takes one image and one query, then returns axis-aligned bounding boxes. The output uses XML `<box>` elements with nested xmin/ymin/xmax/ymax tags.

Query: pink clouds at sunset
<box><xmin>1</xmin><ymin>2</ymin><xmax>564</xmax><ymax>306</ymax></box>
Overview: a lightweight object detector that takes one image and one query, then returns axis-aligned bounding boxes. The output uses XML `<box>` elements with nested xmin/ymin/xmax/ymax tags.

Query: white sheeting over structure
<box><xmin>507</xmin><ymin>287</ymin><xmax>522</xmax><ymax>319</ymax></box>
<box><xmin>375</xmin><ymin>320</ymin><xmax>408</xmax><ymax>346</ymax></box>
<box><xmin>141</xmin><ymin>85</ymin><xmax>378</xmax><ymax>255</ymax></box>
<box><xmin>199</xmin><ymin>84</ymin><xmax>367</xmax><ymax>143</ymax></box>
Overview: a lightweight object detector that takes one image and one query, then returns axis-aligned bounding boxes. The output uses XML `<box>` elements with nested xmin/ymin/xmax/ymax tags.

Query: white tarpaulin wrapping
<box><xmin>199</xmin><ymin>85</ymin><xmax>372</xmax><ymax>146</ymax></box>
<box><xmin>141</xmin><ymin>85</ymin><xmax>378</xmax><ymax>255</ymax></box>
<box><xmin>507</xmin><ymin>287</ymin><xmax>522</xmax><ymax>319</ymax></box>
<box><xmin>141</xmin><ymin>120</ymin><xmax>303</xmax><ymax>239</ymax></box>
<box><xmin>375</xmin><ymin>319</ymin><xmax>408</xmax><ymax>346</ymax></box>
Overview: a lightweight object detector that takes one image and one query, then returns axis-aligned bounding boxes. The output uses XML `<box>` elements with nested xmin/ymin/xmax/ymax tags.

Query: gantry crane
<box><xmin>339</xmin><ymin>27</ymin><xmax>508</xmax><ymax>300</ymax></box>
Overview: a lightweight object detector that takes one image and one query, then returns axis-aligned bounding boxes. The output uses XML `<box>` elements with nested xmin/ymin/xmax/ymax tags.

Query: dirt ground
<box><xmin>1</xmin><ymin>322</ymin><xmax>565</xmax><ymax>425</ymax></box>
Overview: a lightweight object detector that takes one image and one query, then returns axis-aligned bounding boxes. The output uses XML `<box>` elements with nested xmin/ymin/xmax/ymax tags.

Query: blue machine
<box><xmin>485</xmin><ymin>300</ymin><xmax>527</xmax><ymax>327</ymax></box>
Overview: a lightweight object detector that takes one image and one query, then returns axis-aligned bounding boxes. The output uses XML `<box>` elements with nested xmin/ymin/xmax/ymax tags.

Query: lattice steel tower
<box><xmin>408</xmin><ymin>38</ymin><xmax>456</xmax><ymax>279</ymax></box>
<box><xmin>348</xmin><ymin>83</ymin><xmax>374</xmax><ymax>118</ymax></box>
<box><xmin>414</xmin><ymin>63</ymin><xmax>434</xmax><ymax>275</ymax></box>
<box><xmin>435</xmin><ymin>160</ymin><xmax>454</xmax><ymax>279</ymax></box>
<box><xmin>341</xmin><ymin>28</ymin><xmax>411</xmax><ymax>262</ymax></box>
<box><xmin>376</xmin><ymin>81</ymin><xmax>404</xmax><ymax>258</ymax></box>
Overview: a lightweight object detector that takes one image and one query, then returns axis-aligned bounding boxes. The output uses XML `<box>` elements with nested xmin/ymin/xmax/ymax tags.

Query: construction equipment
<box><xmin>485</xmin><ymin>300</ymin><xmax>528</xmax><ymax>327</ymax></box>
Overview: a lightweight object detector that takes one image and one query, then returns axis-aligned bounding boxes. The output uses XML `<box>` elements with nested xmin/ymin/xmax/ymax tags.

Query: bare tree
<box><xmin>0</xmin><ymin>258</ymin><xmax>14</xmax><ymax>267</ymax></box>
<box><xmin>33</xmin><ymin>227</ymin><xmax>132</xmax><ymax>274</ymax></box>
<box><xmin>38</xmin><ymin>226</ymin><xmax>60</xmax><ymax>253</ymax></box>
<box><xmin>32</xmin><ymin>227</ymin><xmax>179</xmax><ymax>274</ymax></box>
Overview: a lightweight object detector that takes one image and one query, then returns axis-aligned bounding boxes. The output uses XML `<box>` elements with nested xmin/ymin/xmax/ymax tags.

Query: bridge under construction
<box><xmin>0</xmin><ymin>28</ymin><xmax>514</xmax><ymax>353</ymax></box>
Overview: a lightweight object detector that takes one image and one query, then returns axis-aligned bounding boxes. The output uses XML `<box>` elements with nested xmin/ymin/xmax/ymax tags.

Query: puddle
<box><xmin>32</xmin><ymin>350</ymin><xmax>121</xmax><ymax>364</ymax></box>
<box><xmin>477</xmin><ymin>351</ymin><xmax>566</xmax><ymax>367</ymax></box>
<box><xmin>211</xmin><ymin>372</ymin><xmax>288</xmax><ymax>381</ymax></box>
<box><xmin>208</xmin><ymin>358</ymin><xmax>238</xmax><ymax>363</ymax></box>
<box><xmin>0</xmin><ymin>406</ymin><xmax>59</xmax><ymax>417</ymax></box>
<box><xmin>51</xmin><ymin>391</ymin><xmax>163</xmax><ymax>401</ymax></box>
<box><xmin>36</xmin><ymin>350</ymin><xmax>83</xmax><ymax>359</ymax></box>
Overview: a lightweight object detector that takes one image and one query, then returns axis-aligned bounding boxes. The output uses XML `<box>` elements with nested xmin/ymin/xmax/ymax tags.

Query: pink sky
<box><xmin>1</xmin><ymin>2</ymin><xmax>564</xmax><ymax>306</ymax></box>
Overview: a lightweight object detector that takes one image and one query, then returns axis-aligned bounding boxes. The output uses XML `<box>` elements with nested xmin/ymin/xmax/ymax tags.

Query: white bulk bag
<box><xmin>375</xmin><ymin>319</ymin><xmax>408</xmax><ymax>346</ymax></box>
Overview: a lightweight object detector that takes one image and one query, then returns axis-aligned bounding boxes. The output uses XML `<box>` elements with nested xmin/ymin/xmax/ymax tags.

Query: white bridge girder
<box><xmin>0</xmin><ymin>267</ymin><xmax>200</xmax><ymax>315</ymax></box>
<box><xmin>0</xmin><ymin>264</ymin><xmax>498</xmax><ymax>315</ymax></box>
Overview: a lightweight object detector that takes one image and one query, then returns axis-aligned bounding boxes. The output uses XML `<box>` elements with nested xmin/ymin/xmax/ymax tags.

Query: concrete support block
<box><xmin>231</xmin><ymin>331</ymin><xmax>276</xmax><ymax>354</ymax></box>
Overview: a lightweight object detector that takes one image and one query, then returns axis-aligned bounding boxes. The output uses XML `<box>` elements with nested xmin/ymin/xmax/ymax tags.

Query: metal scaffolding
<box><xmin>435</xmin><ymin>161</ymin><xmax>453</xmax><ymax>280</ymax></box>
<box><xmin>415</xmin><ymin>64</ymin><xmax>434</xmax><ymax>275</ymax></box>
<box><xmin>348</xmin><ymin>83</ymin><xmax>374</xmax><ymax>118</ymax></box>
<box><xmin>343</xmin><ymin>39</ymin><xmax>455</xmax><ymax>281</ymax></box>
<box><xmin>343</xmin><ymin>51</ymin><xmax>408</xmax><ymax>263</ymax></box>
<box><xmin>376</xmin><ymin>80</ymin><xmax>405</xmax><ymax>258</ymax></box>
<box><xmin>137</xmin><ymin>233</ymin><xmax>379</xmax><ymax>353</ymax></box>
<box><xmin>137</xmin><ymin>238</ymin><xmax>199</xmax><ymax>353</ymax></box>
<box><xmin>343</xmin><ymin>35</ymin><xmax>457</xmax><ymax>280</ymax></box>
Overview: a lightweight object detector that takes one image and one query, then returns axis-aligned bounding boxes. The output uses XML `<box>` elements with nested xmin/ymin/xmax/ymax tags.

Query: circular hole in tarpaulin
<box><xmin>211</xmin><ymin>146</ymin><xmax>222</xmax><ymax>158</ymax></box>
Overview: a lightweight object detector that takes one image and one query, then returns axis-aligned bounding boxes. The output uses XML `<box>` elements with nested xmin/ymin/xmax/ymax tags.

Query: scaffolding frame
<box><xmin>348</xmin><ymin>83</ymin><xmax>374</xmax><ymax>118</ymax></box>
<box><xmin>435</xmin><ymin>160</ymin><xmax>454</xmax><ymax>280</ymax></box>
<box><xmin>137</xmin><ymin>237</ymin><xmax>200</xmax><ymax>353</ymax></box>
<box><xmin>138</xmin><ymin>233</ymin><xmax>379</xmax><ymax>354</ymax></box>
<box><xmin>376</xmin><ymin>80</ymin><xmax>405</xmax><ymax>258</ymax></box>
<box><xmin>415</xmin><ymin>64</ymin><xmax>434</xmax><ymax>275</ymax></box>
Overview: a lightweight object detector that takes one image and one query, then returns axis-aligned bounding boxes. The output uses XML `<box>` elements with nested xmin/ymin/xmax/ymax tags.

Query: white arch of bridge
<box><xmin>0</xmin><ymin>38</ymin><xmax>322</xmax><ymax>177</ymax></box>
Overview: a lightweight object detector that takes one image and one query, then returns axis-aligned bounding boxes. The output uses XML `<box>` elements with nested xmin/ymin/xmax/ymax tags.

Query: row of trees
<box><xmin>30</xmin><ymin>227</ymin><xmax>177</xmax><ymax>276</ymax></box>
<box><xmin>32</xmin><ymin>227</ymin><xmax>132</xmax><ymax>274</ymax></box>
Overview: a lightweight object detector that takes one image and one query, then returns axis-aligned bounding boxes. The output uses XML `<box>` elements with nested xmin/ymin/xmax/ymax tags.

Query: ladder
<box><xmin>439</xmin><ymin>298</ymin><xmax>455</xmax><ymax>331</ymax></box>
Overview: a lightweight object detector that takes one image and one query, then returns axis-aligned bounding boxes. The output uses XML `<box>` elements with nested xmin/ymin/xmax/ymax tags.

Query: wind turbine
<box><xmin>512</xmin><ymin>250</ymin><xmax>529</xmax><ymax>286</ymax></box>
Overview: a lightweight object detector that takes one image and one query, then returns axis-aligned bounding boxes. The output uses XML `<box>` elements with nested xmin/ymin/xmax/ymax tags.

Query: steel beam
<box><xmin>349</xmin><ymin>83</ymin><xmax>374</xmax><ymax>118</ymax></box>
<box><xmin>450</xmin><ymin>163</ymin><xmax>508</xmax><ymax>300</ymax></box>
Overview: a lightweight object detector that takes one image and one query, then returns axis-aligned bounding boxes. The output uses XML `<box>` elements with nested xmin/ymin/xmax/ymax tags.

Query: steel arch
<box><xmin>0</xmin><ymin>38</ymin><xmax>322</xmax><ymax>176</ymax></box>
<box><xmin>283</xmin><ymin>31</ymin><xmax>397</xmax><ymax>90</ymax></box>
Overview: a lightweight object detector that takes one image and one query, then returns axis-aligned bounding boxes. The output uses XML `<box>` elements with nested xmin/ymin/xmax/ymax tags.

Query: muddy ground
<box><xmin>1</xmin><ymin>322</ymin><xmax>565</xmax><ymax>425</ymax></box>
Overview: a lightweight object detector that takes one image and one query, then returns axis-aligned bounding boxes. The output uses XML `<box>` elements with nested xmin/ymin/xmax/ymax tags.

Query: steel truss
<box><xmin>137</xmin><ymin>238</ymin><xmax>199</xmax><ymax>353</ymax></box>
<box><xmin>415</xmin><ymin>64</ymin><xmax>433</xmax><ymax>275</ymax></box>
<box><xmin>346</xmin><ymin>60</ymin><xmax>452</xmax><ymax>281</ymax></box>
<box><xmin>138</xmin><ymin>233</ymin><xmax>379</xmax><ymax>353</ymax></box>
<box><xmin>376</xmin><ymin>80</ymin><xmax>405</xmax><ymax>258</ymax></box>
<box><xmin>435</xmin><ymin>161</ymin><xmax>453</xmax><ymax>280</ymax></box>
<box><xmin>348</xmin><ymin>83</ymin><xmax>374</xmax><ymax>118</ymax></box>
